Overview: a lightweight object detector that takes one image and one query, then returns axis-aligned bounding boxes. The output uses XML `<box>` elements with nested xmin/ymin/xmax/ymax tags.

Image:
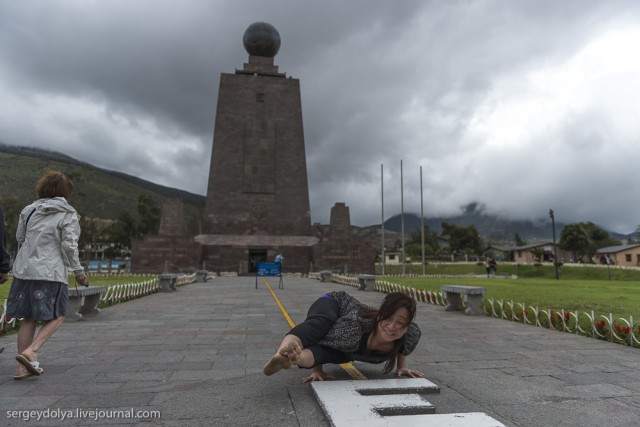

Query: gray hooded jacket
<box><xmin>13</xmin><ymin>197</ymin><xmax>84</xmax><ymax>284</ymax></box>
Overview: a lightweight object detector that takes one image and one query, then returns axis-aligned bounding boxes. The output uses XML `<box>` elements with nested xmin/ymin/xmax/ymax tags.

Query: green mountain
<box><xmin>1</xmin><ymin>144</ymin><xmax>628</xmax><ymax>251</ymax></box>
<box><xmin>377</xmin><ymin>212</ymin><xmax>555</xmax><ymax>246</ymax></box>
<box><xmin>371</xmin><ymin>209</ymin><xmax>628</xmax><ymax>247</ymax></box>
<box><xmin>0</xmin><ymin>143</ymin><xmax>205</xmax><ymax>237</ymax></box>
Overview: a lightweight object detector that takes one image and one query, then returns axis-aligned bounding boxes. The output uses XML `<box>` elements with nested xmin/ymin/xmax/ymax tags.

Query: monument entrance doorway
<box><xmin>248</xmin><ymin>249</ymin><xmax>267</xmax><ymax>273</ymax></box>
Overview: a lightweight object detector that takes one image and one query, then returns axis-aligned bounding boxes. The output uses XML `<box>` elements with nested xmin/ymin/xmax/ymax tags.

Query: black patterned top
<box><xmin>317</xmin><ymin>291</ymin><xmax>421</xmax><ymax>364</ymax></box>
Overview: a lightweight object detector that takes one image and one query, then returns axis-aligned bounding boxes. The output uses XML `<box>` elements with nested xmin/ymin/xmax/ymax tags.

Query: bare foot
<box><xmin>14</xmin><ymin>365</ymin><xmax>28</xmax><ymax>378</ymax></box>
<box><xmin>19</xmin><ymin>349</ymin><xmax>37</xmax><ymax>362</ymax></box>
<box><xmin>263</xmin><ymin>342</ymin><xmax>302</xmax><ymax>376</ymax></box>
<box><xmin>13</xmin><ymin>364</ymin><xmax>43</xmax><ymax>380</ymax></box>
<box><xmin>16</xmin><ymin>350</ymin><xmax>40</xmax><ymax>376</ymax></box>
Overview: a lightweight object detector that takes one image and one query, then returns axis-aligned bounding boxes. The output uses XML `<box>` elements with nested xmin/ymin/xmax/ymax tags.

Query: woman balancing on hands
<box><xmin>263</xmin><ymin>291</ymin><xmax>423</xmax><ymax>382</ymax></box>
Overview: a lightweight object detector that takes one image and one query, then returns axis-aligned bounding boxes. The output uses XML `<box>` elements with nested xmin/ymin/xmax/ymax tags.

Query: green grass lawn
<box><xmin>385</xmin><ymin>261</ymin><xmax>640</xmax><ymax>281</ymax></box>
<box><xmin>380</xmin><ymin>275</ymin><xmax>640</xmax><ymax>322</ymax></box>
<box><xmin>3</xmin><ymin>266</ymin><xmax>639</xmax><ymax>323</ymax></box>
<box><xmin>0</xmin><ymin>274</ymin><xmax>156</xmax><ymax>303</ymax></box>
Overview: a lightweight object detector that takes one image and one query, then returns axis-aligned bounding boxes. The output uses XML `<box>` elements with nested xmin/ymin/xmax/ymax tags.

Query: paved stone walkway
<box><xmin>0</xmin><ymin>276</ymin><xmax>639</xmax><ymax>426</ymax></box>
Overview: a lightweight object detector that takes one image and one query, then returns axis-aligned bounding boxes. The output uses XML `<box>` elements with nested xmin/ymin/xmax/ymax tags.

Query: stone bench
<box><xmin>159</xmin><ymin>274</ymin><xmax>179</xmax><ymax>292</ymax></box>
<box><xmin>67</xmin><ymin>285</ymin><xmax>107</xmax><ymax>320</ymax></box>
<box><xmin>357</xmin><ymin>274</ymin><xmax>376</xmax><ymax>291</ymax></box>
<box><xmin>441</xmin><ymin>285</ymin><xmax>486</xmax><ymax>316</ymax></box>
<box><xmin>320</xmin><ymin>270</ymin><xmax>333</xmax><ymax>282</ymax></box>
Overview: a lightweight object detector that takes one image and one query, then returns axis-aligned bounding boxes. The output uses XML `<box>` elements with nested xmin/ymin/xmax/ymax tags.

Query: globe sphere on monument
<box><xmin>243</xmin><ymin>22</ymin><xmax>281</xmax><ymax>57</ymax></box>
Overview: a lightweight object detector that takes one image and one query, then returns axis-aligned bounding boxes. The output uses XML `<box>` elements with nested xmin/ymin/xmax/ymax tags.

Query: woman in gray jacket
<box><xmin>7</xmin><ymin>171</ymin><xmax>87</xmax><ymax>380</ymax></box>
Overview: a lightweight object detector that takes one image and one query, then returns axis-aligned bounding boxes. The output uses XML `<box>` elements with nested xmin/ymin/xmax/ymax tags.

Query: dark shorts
<box><xmin>288</xmin><ymin>294</ymin><xmax>351</xmax><ymax>366</ymax></box>
<box><xmin>305</xmin><ymin>343</ymin><xmax>351</xmax><ymax>366</ymax></box>
<box><xmin>5</xmin><ymin>277</ymin><xmax>68</xmax><ymax>321</ymax></box>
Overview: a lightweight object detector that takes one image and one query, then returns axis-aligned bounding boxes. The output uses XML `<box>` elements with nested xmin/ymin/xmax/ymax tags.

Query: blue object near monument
<box><xmin>85</xmin><ymin>260</ymin><xmax>129</xmax><ymax>273</ymax></box>
<box><xmin>256</xmin><ymin>261</ymin><xmax>283</xmax><ymax>289</ymax></box>
<box><xmin>257</xmin><ymin>262</ymin><xmax>281</xmax><ymax>276</ymax></box>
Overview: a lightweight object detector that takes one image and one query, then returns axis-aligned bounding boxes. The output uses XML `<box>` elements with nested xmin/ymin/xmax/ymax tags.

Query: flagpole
<box><xmin>420</xmin><ymin>165</ymin><xmax>425</xmax><ymax>275</ymax></box>
<box><xmin>381</xmin><ymin>163</ymin><xmax>385</xmax><ymax>275</ymax></box>
<box><xmin>401</xmin><ymin>160</ymin><xmax>405</xmax><ymax>275</ymax></box>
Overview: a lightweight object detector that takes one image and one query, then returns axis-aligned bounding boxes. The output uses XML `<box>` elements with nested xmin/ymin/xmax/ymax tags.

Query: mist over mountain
<box><xmin>0</xmin><ymin>143</ymin><xmax>630</xmax><ymax>246</ymax></box>
<box><xmin>364</xmin><ymin>203</ymin><xmax>629</xmax><ymax>247</ymax></box>
<box><xmin>377</xmin><ymin>212</ymin><xmax>554</xmax><ymax>246</ymax></box>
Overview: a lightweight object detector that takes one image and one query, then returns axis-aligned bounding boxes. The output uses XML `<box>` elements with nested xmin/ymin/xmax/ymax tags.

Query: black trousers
<box><xmin>288</xmin><ymin>295</ymin><xmax>351</xmax><ymax>366</ymax></box>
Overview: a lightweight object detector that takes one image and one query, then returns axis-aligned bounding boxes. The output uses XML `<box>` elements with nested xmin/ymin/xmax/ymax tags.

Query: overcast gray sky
<box><xmin>1</xmin><ymin>0</ymin><xmax>639</xmax><ymax>233</ymax></box>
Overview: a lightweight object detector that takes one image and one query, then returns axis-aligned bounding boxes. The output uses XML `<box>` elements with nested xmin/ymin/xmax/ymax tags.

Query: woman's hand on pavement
<box><xmin>302</xmin><ymin>371</ymin><xmax>336</xmax><ymax>383</ymax></box>
<box><xmin>396</xmin><ymin>367</ymin><xmax>424</xmax><ymax>378</ymax></box>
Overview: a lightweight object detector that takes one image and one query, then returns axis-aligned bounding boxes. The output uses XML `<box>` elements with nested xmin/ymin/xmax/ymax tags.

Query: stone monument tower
<box><xmin>197</xmin><ymin>22</ymin><xmax>317</xmax><ymax>273</ymax></box>
<box><xmin>131</xmin><ymin>22</ymin><xmax>376</xmax><ymax>275</ymax></box>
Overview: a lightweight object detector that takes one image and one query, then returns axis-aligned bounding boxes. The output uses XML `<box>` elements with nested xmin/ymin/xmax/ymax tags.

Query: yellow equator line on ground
<box><xmin>262</xmin><ymin>278</ymin><xmax>367</xmax><ymax>380</ymax></box>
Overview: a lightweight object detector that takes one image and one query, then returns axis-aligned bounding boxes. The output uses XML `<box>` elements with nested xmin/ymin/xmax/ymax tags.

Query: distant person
<box><xmin>275</xmin><ymin>252</ymin><xmax>284</xmax><ymax>263</ymax></box>
<box><xmin>263</xmin><ymin>291</ymin><xmax>423</xmax><ymax>382</ymax></box>
<box><xmin>6</xmin><ymin>171</ymin><xmax>87</xmax><ymax>380</ymax></box>
<box><xmin>0</xmin><ymin>206</ymin><xmax>10</xmax><ymax>285</ymax></box>
<box><xmin>485</xmin><ymin>257</ymin><xmax>497</xmax><ymax>277</ymax></box>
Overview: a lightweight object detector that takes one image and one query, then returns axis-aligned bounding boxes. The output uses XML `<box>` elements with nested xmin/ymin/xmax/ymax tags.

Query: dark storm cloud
<box><xmin>1</xmin><ymin>0</ymin><xmax>640</xmax><ymax>233</ymax></box>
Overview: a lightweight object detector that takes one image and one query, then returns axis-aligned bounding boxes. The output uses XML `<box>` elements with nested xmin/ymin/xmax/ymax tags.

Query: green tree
<box><xmin>0</xmin><ymin>198</ymin><xmax>24</xmax><ymax>256</ymax></box>
<box><xmin>581</xmin><ymin>221</ymin><xmax>620</xmax><ymax>254</ymax></box>
<box><xmin>531</xmin><ymin>247</ymin><xmax>545</xmax><ymax>262</ymax></box>
<box><xmin>560</xmin><ymin>222</ymin><xmax>620</xmax><ymax>262</ymax></box>
<box><xmin>78</xmin><ymin>216</ymin><xmax>101</xmax><ymax>260</ymax></box>
<box><xmin>404</xmin><ymin>243</ymin><xmax>422</xmax><ymax>260</ymax></box>
<box><xmin>408</xmin><ymin>224</ymin><xmax>440</xmax><ymax>256</ymax></box>
<box><xmin>514</xmin><ymin>233</ymin><xmax>527</xmax><ymax>246</ymax></box>
<box><xmin>441</xmin><ymin>222</ymin><xmax>483</xmax><ymax>256</ymax></box>
<box><xmin>110</xmin><ymin>210</ymin><xmax>138</xmax><ymax>248</ymax></box>
<box><xmin>136</xmin><ymin>194</ymin><xmax>161</xmax><ymax>237</ymax></box>
<box><xmin>559</xmin><ymin>223</ymin><xmax>590</xmax><ymax>262</ymax></box>
<box><xmin>102</xmin><ymin>195</ymin><xmax>161</xmax><ymax>260</ymax></box>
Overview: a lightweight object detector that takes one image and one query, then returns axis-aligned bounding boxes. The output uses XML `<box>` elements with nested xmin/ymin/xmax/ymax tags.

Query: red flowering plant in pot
<box><xmin>594</xmin><ymin>319</ymin><xmax>609</xmax><ymax>339</ymax></box>
<box><xmin>612</xmin><ymin>321</ymin><xmax>631</xmax><ymax>343</ymax></box>
<box><xmin>549</xmin><ymin>309</ymin><xmax>570</xmax><ymax>331</ymax></box>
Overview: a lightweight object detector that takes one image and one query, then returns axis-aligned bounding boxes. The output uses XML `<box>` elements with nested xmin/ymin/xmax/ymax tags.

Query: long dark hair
<box><xmin>359</xmin><ymin>292</ymin><xmax>417</xmax><ymax>373</ymax></box>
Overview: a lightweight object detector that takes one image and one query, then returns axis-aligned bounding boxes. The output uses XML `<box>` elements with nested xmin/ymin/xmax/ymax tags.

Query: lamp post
<box><xmin>549</xmin><ymin>209</ymin><xmax>559</xmax><ymax>280</ymax></box>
